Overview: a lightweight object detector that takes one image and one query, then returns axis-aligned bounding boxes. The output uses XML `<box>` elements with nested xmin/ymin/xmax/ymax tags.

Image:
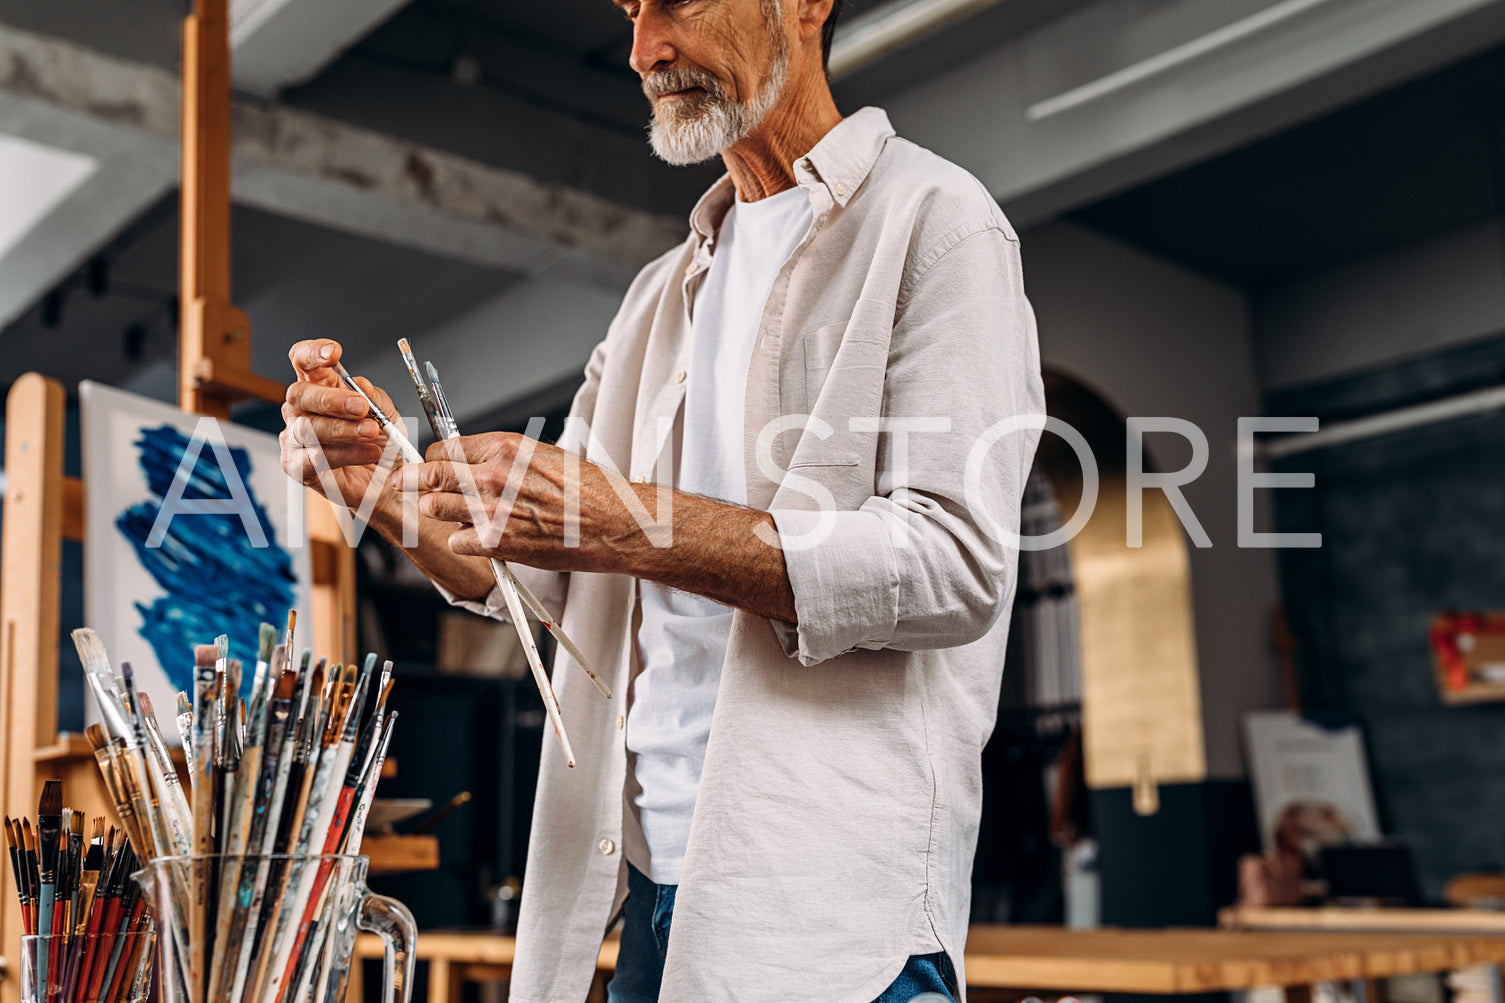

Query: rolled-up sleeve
<box><xmin>770</xmin><ymin>224</ymin><xmax>1044</xmax><ymax>666</ymax></box>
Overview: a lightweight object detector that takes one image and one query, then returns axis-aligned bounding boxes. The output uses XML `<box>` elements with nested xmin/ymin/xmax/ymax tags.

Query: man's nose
<box><xmin>629</xmin><ymin>6</ymin><xmax>677</xmax><ymax>77</ymax></box>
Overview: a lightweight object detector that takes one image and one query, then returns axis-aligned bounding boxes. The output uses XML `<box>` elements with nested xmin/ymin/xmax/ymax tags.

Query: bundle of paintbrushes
<box><xmin>331</xmin><ymin>339</ymin><xmax>612</xmax><ymax>770</ymax></box>
<box><xmin>5</xmin><ymin>782</ymin><xmax>157</xmax><ymax>1003</ymax></box>
<box><xmin>69</xmin><ymin>616</ymin><xmax>400</xmax><ymax>1003</ymax></box>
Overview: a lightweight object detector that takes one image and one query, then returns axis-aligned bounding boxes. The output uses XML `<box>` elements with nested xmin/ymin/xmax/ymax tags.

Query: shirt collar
<box><xmin>687</xmin><ymin>106</ymin><xmax>896</xmax><ymax>243</ymax></box>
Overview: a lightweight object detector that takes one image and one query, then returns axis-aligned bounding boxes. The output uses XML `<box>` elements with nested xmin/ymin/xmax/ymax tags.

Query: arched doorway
<box><xmin>974</xmin><ymin>370</ymin><xmax>1211</xmax><ymax>926</ymax></box>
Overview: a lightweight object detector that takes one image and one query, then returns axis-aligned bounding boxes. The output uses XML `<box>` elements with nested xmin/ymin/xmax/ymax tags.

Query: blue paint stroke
<box><xmin>114</xmin><ymin>424</ymin><xmax>296</xmax><ymax>697</ymax></box>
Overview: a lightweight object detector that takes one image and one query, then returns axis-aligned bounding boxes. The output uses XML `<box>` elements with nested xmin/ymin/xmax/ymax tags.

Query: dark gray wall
<box><xmin>1270</xmin><ymin>331</ymin><xmax>1505</xmax><ymax>898</ymax></box>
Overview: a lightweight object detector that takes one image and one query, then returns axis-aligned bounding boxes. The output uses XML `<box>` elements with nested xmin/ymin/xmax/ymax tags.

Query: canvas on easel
<box><xmin>79</xmin><ymin>380</ymin><xmax>313</xmax><ymax>733</ymax></box>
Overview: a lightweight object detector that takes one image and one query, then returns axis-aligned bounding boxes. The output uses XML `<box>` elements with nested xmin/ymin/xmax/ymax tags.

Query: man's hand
<box><xmin>398</xmin><ymin>432</ymin><xmax>653</xmax><ymax>574</ymax></box>
<box><xmin>399</xmin><ymin>432</ymin><xmax>798</xmax><ymax>622</ymax></box>
<box><xmin>280</xmin><ymin>338</ymin><xmax>400</xmax><ymax>508</ymax></box>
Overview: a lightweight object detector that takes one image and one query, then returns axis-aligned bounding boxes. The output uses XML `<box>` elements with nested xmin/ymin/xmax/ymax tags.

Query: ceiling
<box><xmin>7</xmin><ymin>0</ymin><xmax>1503</xmax><ymax>420</ymax></box>
<box><xmin>0</xmin><ymin>196</ymin><xmax>519</xmax><ymax>411</ymax></box>
<box><xmin>1070</xmin><ymin>39</ymin><xmax>1505</xmax><ymax>290</ymax></box>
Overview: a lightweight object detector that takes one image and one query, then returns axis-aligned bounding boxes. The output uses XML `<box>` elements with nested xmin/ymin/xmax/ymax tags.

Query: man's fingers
<box><xmin>287</xmin><ymin>414</ymin><xmax>382</xmax><ymax>448</ymax></box>
<box><xmin>448</xmin><ymin>526</ymin><xmax>486</xmax><ymax>557</ymax></box>
<box><xmin>286</xmin><ymin>380</ymin><xmax>370</xmax><ymax>419</ymax></box>
<box><xmin>289</xmin><ymin>339</ymin><xmax>343</xmax><ymax>379</ymax></box>
<box><xmin>423</xmin><ymin>436</ymin><xmax>474</xmax><ymax>463</ymax></box>
<box><xmin>399</xmin><ymin>459</ymin><xmax>463</xmax><ymax>494</ymax></box>
<box><xmin>420</xmin><ymin>489</ymin><xmax>498</xmax><ymax>525</ymax></box>
<box><xmin>283</xmin><ymin>441</ymin><xmax>384</xmax><ymax>482</ymax></box>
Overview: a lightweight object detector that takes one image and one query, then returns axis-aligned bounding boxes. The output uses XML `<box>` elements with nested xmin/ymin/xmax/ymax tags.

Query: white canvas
<box><xmin>80</xmin><ymin>381</ymin><xmax>312</xmax><ymax>740</ymax></box>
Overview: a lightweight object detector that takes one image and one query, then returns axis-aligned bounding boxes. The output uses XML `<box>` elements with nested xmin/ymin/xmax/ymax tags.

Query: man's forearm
<box><xmin>616</xmin><ymin>486</ymin><xmax>797</xmax><ymax>624</ymax></box>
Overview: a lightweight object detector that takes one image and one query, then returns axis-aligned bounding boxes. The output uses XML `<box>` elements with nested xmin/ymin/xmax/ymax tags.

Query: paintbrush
<box><xmin>76</xmin><ymin>817</ymin><xmax>104</xmax><ymax>936</ymax></box>
<box><xmin>421</xmin><ymin>356</ymin><xmax>607</xmax><ymax>695</ymax></box>
<box><xmin>35</xmin><ymin>780</ymin><xmax>62</xmax><ymax>998</ymax></box>
<box><xmin>176</xmin><ymin>692</ymin><xmax>196</xmax><ymax>785</ymax></box>
<box><xmin>251</xmin><ymin>621</ymin><xmax>277</xmax><ymax>708</ymax></box>
<box><xmin>225</xmin><ymin>654</ymin><xmax>298</xmax><ymax>1003</ymax></box>
<box><xmin>405</xmin><ymin>351</ymin><xmax>610</xmax><ymax>694</ymax></box>
<box><xmin>342</xmin><ymin>711</ymin><xmax>398</xmax><ymax>855</ymax></box>
<box><xmin>332</xmin><ymin>362</ymin><xmax>424</xmax><ymax>465</ymax></box>
<box><xmin>397</xmin><ymin>338</ymin><xmax>449</xmax><ymax>439</ymax></box>
<box><xmin>22</xmin><ymin>819</ymin><xmax>39</xmax><ymax>936</ymax></box>
<box><xmin>137</xmin><ymin>691</ymin><xmax>193</xmax><ymax>853</ymax></box>
<box><xmin>247</xmin><ymin>659</ymin><xmax>326</xmax><ymax>1003</ymax></box>
<box><xmin>57</xmin><ymin>811</ymin><xmax>83</xmax><ymax>1003</ymax></box>
<box><xmin>218</xmin><ymin>654</ymin><xmax>243</xmax><ymax>845</ymax></box>
<box><xmin>190</xmin><ymin>643</ymin><xmax>220</xmax><ymax>1003</ymax></box>
<box><xmin>209</xmin><ymin>639</ymin><xmax>278</xmax><ymax>1001</ymax></box>
<box><xmin>267</xmin><ymin>664</ymin><xmax>361</xmax><ymax>984</ymax></box>
<box><xmin>82</xmin><ymin>724</ymin><xmax>146</xmax><ymax>859</ymax></box>
<box><xmin>66</xmin><ymin>808</ymin><xmax>83</xmax><ymax>935</ymax></box>
<box><xmin>273</xmin><ymin>658</ymin><xmax>377</xmax><ymax>998</ymax></box>
<box><xmin>413</xmin><ymin>791</ymin><xmax>472</xmax><ymax>836</ymax></box>
<box><xmin>72</xmin><ymin>629</ymin><xmax>135</xmax><ymax>743</ymax></box>
<box><xmin>5</xmin><ymin>817</ymin><xmax>31</xmax><ymax>936</ymax></box>
<box><xmin>422</xmin><ymin>361</ymin><xmax>579</xmax><ymax>764</ymax></box>
<box><xmin>121</xmin><ymin>662</ymin><xmax>186</xmax><ymax>860</ymax></box>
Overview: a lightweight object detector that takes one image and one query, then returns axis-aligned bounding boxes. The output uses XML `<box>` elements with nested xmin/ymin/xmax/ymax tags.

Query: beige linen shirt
<box><xmin>445</xmin><ymin>107</ymin><xmax>1044</xmax><ymax>1002</ymax></box>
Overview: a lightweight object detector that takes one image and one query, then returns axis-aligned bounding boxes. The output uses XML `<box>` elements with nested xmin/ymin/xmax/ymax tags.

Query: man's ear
<box><xmin>796</xmin><ymin>0</ymin><xmax>837</xmax><ymax>44</ymax></box>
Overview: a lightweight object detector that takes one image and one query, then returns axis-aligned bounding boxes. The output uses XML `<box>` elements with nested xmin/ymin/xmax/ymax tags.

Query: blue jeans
<box><xmin>607</xmin><ymin>864</ymin><xmax>960</xmax><ymax>1003</ymax></box>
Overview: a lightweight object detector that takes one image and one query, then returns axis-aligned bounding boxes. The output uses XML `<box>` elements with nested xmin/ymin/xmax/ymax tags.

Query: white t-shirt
<box><xmin>628</xmin><ymin>184</ymin><xmax>812</xmax><ymax>884</ymax></box>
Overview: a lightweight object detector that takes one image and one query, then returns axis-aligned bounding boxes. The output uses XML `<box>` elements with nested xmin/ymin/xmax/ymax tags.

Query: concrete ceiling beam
<box><xmin>0</xmin><ymin>22</ymin><xmax>684</xmax><ymax>326</ymax></box>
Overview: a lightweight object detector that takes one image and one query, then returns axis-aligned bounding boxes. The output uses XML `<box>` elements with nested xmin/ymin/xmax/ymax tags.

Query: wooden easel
<box><xmin>0</xmin><ymin>3</ymin><xmax>355</xmax><ymax>997</ymax></box>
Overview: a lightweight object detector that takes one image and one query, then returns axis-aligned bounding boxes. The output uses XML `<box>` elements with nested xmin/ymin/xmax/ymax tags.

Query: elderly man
<box><xmin>281</xmin><ymin>0</ymin><xmax>1043</xmax><ymax>999</ymax></box>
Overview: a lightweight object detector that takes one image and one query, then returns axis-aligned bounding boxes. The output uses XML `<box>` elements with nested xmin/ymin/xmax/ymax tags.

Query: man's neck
<box><xmin>721</xmin><ymin>76</ymin><xmax>842</xmax><ymax>203</ymax></box>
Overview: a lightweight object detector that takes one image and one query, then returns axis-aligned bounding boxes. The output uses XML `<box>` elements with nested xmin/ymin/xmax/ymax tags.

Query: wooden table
<box><xmin>349</xmin><ymin>925</ymin><xmax>1505</xmax><ymax>1001</ymax></box>
<box><xmin>963</xmin><ymin>926</ymin><xmax>1505</xmax><ymax>995</ymax></box>
<box><xmin>1221</xmin><ymin>905</ymin><xmax>1505</xmax><ymax>934</ymax></box>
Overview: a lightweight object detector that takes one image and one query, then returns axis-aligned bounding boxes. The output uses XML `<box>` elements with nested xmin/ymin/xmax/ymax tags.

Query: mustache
<box><xmin>642</xmin><ymin>66</ymin><xmax>725</xmax><ymax>101</ymax></box>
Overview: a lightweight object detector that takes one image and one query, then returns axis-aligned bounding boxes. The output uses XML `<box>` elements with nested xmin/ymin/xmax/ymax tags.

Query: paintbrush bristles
<box><xmin>258</xmin><ymin>622</ymin><xmax>277</xmax><ymax>664</ymax></box>
<box><xmin>39</xmin><ymin>779</ymin><xmax>62</xmax><ymax>817</ymax></box>
<box><xmin>70</xmin><ymin>628</ymin><xmax>109</xmax><ymax>672</ymax></box>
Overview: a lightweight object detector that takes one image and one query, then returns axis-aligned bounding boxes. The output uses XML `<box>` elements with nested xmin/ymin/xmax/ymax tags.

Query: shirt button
<box><xmin>673</xmin><ymin>370</ymin><xmax>687</xmax><ymax>384</ymax></box>
<box><xmin>599</xmin><ymin>838</ymin><xmax>616</xmax><ymax>855</ymax></box>
<box><xmin>616</xmin><ymin>715</ymin><xmax>625</xmax><ymax>730</ymax></box>
<box><xmin>835</xmin><ymin>181</ymin><xmax>847</xmax><ymax>197</ymax></box>
<box><xmin>684</xmin><ymin>263</ymin><xmax>696</xmax><ymax>278</ymax></box>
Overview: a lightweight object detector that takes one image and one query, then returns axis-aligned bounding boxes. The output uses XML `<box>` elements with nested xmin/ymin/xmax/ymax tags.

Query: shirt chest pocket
<box><xmin>783</xmin><ymin>297</ymin><xmax>892</xmax><ymax>471</ymax></box>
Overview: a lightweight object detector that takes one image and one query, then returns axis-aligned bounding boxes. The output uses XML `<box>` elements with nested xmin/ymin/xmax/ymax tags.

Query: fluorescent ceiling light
<box><xmin>231</xmin><ymin>0</ymin><xmax>293</xmax><ymax>47</ymax></box>
<box><xmin>1027</xmin><ymin>0</ymin><xmax>1336</xmax><ymax>120</ymax></box>
<box><xmin>829</xmin><ymin>0</ymin><xmax>1007</xmax><ymax>81</ymax></box>
<box><xmin>0</xmin><ymin>134</ymin><xmax>98</xmax><ymax>262</ymax></box>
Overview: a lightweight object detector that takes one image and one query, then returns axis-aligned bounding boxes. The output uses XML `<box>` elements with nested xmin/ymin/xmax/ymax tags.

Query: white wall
<box><xmin>1256</xmin><ymin>219</ymin><xmax>1505</xmax><ymax>391</ymax></box>
<box><xmin>1021</xmin><ymin>220</ymin><xmax>1285</xmax><ymax>779</ymax></box>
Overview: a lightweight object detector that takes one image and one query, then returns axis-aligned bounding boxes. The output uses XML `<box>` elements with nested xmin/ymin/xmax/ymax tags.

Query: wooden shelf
<box><xmin>1438</xmin><ymin>679</ymin><xmax>1505</xmax><ymax>706</ymax></box>
<box><xmin>34</xmin><ymin>731</ymin><xmax>95</xmax><ymax>763</ymax></box>
<box><xmin>364</xmin><ymin>834</ymin><xmax>439</xmax><ymax>875</ymax></box>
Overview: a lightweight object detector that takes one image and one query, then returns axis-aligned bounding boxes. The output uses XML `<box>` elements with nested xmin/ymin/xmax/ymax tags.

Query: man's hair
<box><xmin>822</xmin><ymin>0</ymin><xmax>846</xmax><ymax>74</ymax></box>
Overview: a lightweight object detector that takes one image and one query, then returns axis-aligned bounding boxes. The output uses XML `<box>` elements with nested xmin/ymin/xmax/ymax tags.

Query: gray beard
<box><xmin>645</xmin><ymin>13</ymin><xmax>789</xmax><ymax>165</ymax></box>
